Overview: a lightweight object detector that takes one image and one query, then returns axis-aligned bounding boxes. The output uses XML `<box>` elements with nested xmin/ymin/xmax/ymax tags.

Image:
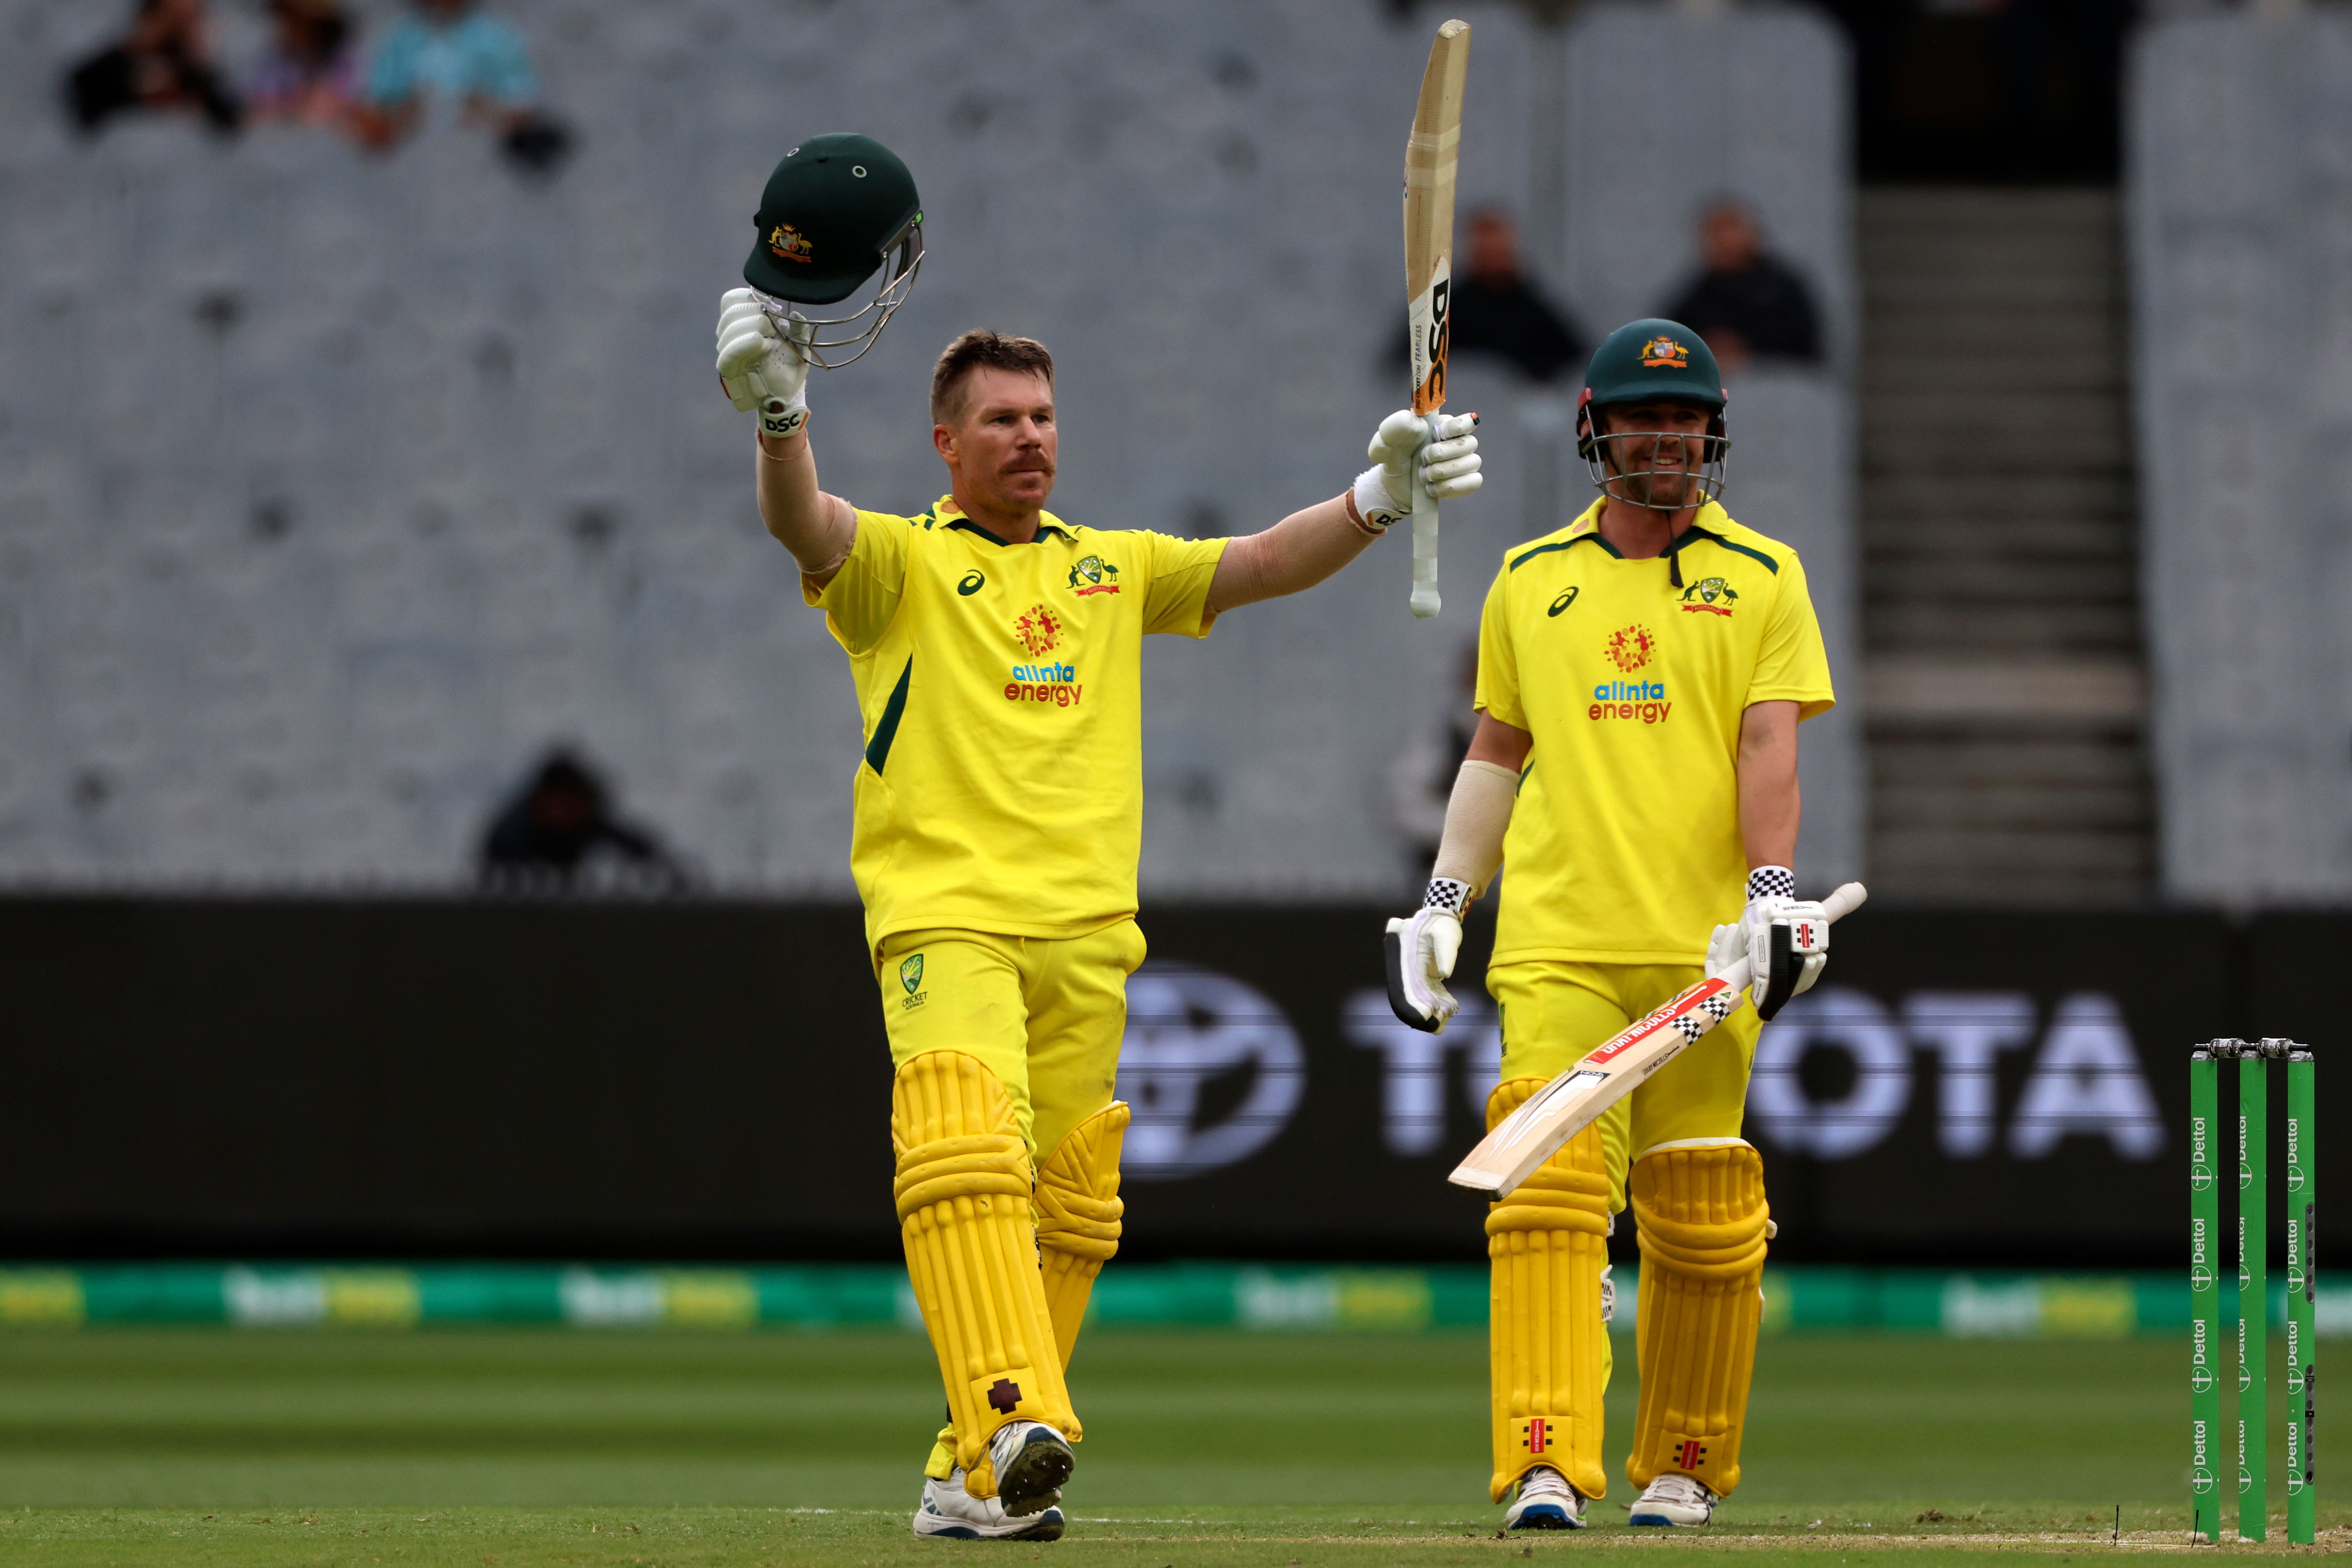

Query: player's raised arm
<box><xmin>714</xmin><ymin>135</ymin><xmax>926</xmax><ymax>587</ymax></box>
<box><xmin>716</xmin><ymin>295</ymin><xmax>859</xmax><ymax>582</ymax></box>
<box><xmin>1204</xmin><ymin>409</ymin><xmax>1481</xmax><ymax>614</ymax></box>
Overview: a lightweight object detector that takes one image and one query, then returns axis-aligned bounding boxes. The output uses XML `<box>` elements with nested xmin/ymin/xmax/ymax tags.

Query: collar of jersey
<box><xmin>930</xmin><ymin>495</ymin><xmax>1076</xmax><ymax>547</ymax></box>
<box><xmin>1556</xmin><ymin>498</ymin><xmax>1731</xmax><ymax>561</ymax></box>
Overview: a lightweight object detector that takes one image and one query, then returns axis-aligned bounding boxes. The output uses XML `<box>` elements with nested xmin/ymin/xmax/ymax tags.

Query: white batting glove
<box><xmin>1384</xmin><ymin>876</ymin><xmax>1471</xmax><ymax>1034</ymax></box>
<box><xmin>1352</xmin><ymin>410</ymin><xmax>1481</xmax><ymax>531</ymax></box>
<box><xmin>1718</xmin><ymin>866</ymin><xmax>1828</xmax><ymax>1022</ymax></box>
<box><xmin>715</xmin><ymin>287</ymin><xmax>812</xmax><ymax>439</ymax></box>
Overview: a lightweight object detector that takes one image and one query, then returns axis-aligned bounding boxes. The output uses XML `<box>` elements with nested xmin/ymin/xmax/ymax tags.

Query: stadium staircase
<box><xmin>1857</xmin><ymin>188</ymin><xmax>2155</xmax><ymax>905</ymax></box>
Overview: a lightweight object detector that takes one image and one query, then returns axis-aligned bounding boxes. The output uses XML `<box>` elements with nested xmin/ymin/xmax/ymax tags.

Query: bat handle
<box><xmin>1408</xmin><ymin>413</ymin><xmax>1441</xmax><ymax>619</ymax></box>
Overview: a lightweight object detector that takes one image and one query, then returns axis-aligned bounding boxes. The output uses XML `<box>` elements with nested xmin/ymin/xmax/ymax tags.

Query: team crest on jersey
<box><xmin>768</xmin><ymin>224</ymin><xmax>814</xmax><ymax>263</ymax></box>
<box><xmin>1640</xmin><ymin>336</ymin><xmax>1690</xmax><ymax>368</ymax></box>
<box><xmin>1679</xmin><ymin>576</ymin><xmax>1738</xmax><ymax>616</ymax></box>
<box><xmin>899</xmin><ymin>953</ymin><xmax>927</xmax><ymax>1010</ymax></box>
<box><xmin>1015</xmin><ymin>604</ymin><xmax>1065</xmax><ymax>657</ymax></box>
<box><xmin>1604</xmin><ymin>624</ymin><xmax>1657</xmax><ymax>672</ymax></box>
<box><xmin>1067</xmin><ymin>555</ymin><xmax>1122</xmax><ymax>595</ymax></box>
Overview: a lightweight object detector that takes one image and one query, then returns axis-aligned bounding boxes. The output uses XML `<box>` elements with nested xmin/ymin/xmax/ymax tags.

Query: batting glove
<box><xmin>1706</xmin><ymin>866</ymin><xmax>1828</xmax><ymax>1022</ymax></box>
<box><xmin>1384</xmin><ymin>876</ymin><xmax>1472</xmax><ymax>1033</ymax></box>
<box><xmin>715</xmin><ymin>286</ymin><xmax>813</xmax><ymax>439</ymax></box>
<box><xmin>1352</xmin><ymin>409</ymin><xmax>1481</xmax><ymax>531</ymax></box>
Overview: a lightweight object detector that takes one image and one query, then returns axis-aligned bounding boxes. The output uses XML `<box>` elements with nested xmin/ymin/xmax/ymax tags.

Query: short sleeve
<box><xmin>805</xmin><ymin>510</ymin><xmax>914</xmax><ymax>655</ymax></box>
<box><xmin>1138</xmin><ymin>531</ymin><xmax>1232</xmax><ymax>638</ymax></box>
<box><xmin>1746</xmin><ymin>551</ymin><xmax>1836</xmax><ymax>720</ymax></box>
<box><xmin>1474</xmin><ymin>561</ymin><xmax>1527</xmax><ymax>729</ymax></box>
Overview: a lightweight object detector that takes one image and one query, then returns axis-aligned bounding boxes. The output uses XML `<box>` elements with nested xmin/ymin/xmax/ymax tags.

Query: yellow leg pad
<box><xmin>893</xmin><ymin>1051</ymin><xmax>1080</xmax><ymax>1500</ymax></box>
<box><xmin>1485</xmin><ymin>1077</ymin><xmax>1613</xmax><ymax>1506</ymax></box>
<box><xmin>1627</xmin><ymin>1140</ymin><xmax>1769</xmax><ymax>1499</ymax></box>
<box><xmin>1036</xmin><ymin>1101</ymin><xmax>1129</xmax><ymax>1373</ymax></box>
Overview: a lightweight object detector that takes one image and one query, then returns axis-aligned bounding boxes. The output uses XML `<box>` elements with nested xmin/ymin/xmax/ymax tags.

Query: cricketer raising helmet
<box><xmin>742</xmin><ymin>132</ymin><xmax>924</xmax><ymax>369</ymax></box>
<box><xmin>1574</xmin><ymin>317</ymin><xmax>1730</xmax><ymax>511</ymax></box>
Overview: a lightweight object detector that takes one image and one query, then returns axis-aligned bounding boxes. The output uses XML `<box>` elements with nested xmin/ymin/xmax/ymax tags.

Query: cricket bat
<box><xmin>1447</xmin><ymin>881</ymin><xmax>1868</xmax><ymax>1199</ymax></box>
<box><xmin>1404</xmin><ymin>19</ymin><xmax>1470</xmax><ymax>621</ymax></box>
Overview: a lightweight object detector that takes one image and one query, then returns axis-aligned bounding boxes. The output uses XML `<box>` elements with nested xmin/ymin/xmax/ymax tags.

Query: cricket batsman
<box><xmin>712</xmin><ymin>135</ymin><xmax>1482</xmax><ymax>1542</ymax></box>
<box><xmin>1386</xmin><ymin>318</ymin><xmax>1836</xmax><ymax>1529</ymax></box>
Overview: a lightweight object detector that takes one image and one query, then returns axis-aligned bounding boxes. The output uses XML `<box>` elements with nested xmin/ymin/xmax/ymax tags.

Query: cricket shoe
<box><xmin>988</xmin><ymin>1418</ymin><xmax>1075</xmax><ymax>1518</ymax></box>
<box><xmin>1503</xmin><ymin>1465</ymin><xmax>1586</xmax><ymax>1530</ymax></box>
<box><xmin>910</xmin><ymin>1468</ymin><xmax>1066</xmax><ymax>1541</ymax></box>
<box><xmin>1628</xmin><ymin>1471</ymin><xmax>1717</xmax><ymax>1527</ymax></box>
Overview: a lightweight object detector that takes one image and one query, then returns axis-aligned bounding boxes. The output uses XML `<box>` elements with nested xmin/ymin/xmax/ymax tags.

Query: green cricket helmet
<box><xmin>1575</xmin><ymin>318</ymin><xmax>1730</xmax><ymax>509</ymax></box>
<box><xmin>742</xmin><ymin>133</ymin><xmax>924</xmax><ymax>368</ymax></box>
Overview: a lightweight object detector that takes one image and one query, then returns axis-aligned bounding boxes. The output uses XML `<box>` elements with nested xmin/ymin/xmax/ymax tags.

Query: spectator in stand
<box><xmin>1394</xmin><ymin>206</ymin><xmax>1587</xmax><ymax>384</ymax></box>
<box><xmin>1660</xmin><ymin>198</ymin><xmax>1823</xmax><ymax>371</ymax></box>
<box><xmin>64</xmin><ymin>0</ymin><xmax>242</xmax><ymax>138</ymax></box>
<box><xmin>355</xmin><ymin>0</ymin><xmax>571</xmax><ymax>173</ymax></box>
<box><xmin>245</xmin><ymin>0</ymin><xmax>362</xmax><ymax>132</ymax></box>
<box><xmin>479</xmin><ymin>749</ymin><xmax>690</xmax><ymax>894</ymax></box>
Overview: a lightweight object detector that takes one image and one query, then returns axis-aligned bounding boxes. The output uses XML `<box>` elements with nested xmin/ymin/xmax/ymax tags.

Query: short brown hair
<box><xmin>930</xmin><ymin>330</ymin><xmax>1055</xmax><ymax>425</ymax></box>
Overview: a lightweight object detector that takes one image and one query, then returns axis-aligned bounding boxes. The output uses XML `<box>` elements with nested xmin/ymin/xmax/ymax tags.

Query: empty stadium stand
<box><xmin>1860</xmin><ymin>188</ymin><xmax>2155</xmax><ymax>905</ymax></box>
<box><xmin>2129</xmin><ymin>8</ymin><xmax>2352</xmax><ymax>905</ymax></box>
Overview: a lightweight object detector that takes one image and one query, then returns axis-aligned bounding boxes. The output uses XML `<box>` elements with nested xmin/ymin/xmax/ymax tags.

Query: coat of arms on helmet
<box><xmin>768</xmin><ymin>224</ymin><xmax>813</xmax><ymax>262</ymax></box>
<box><xmin>1639</xmin><ymin>336</ymin><xmax>1689</xmax><ymax>368</ymax></box>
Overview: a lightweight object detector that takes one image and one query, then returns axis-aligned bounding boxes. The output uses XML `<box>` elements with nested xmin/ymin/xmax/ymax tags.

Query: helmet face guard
<box><xmin>757</xmin><ymin>213</ymin><xmax>923</xmax><ymax>371</ymax></box>
<box><xmin>1576</xmin><ymin>388</ymin><xmax>1729</xmax><ymax>511</ymax></box>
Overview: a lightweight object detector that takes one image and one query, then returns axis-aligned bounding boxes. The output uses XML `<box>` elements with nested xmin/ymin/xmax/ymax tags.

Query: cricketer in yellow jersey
<box><xmin>712</xmin><ymin>139</ymin><xmax>1484</xmax><ymax>1544</ymax></box>
<box><xmin>1386</xmin><ymin>319</ymin><xmax>1835</xmax><ymax>1532</ymax></box>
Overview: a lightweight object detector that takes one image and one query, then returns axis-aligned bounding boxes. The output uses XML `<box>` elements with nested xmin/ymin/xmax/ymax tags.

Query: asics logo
<box><xmin>957</xmin><ymin>570</ymin><xmax>985</xmax><ymax>596</ymax></box>
<box><xmin>1548</xmin><ymin>586</ymin><xmax>1580</xmax><ymax>617</ymax></box>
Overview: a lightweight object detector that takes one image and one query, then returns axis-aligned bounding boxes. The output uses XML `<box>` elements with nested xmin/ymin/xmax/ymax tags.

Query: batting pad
<box><xmin>1627</xmin><ymin>1139</ymin><xmax>1770</xmax><ymax>1498</ymax></box>
<box><xmin>1036</xmin><ymin>1100</ymin><xmax>1129</xmax><ymax>1372</ymax></box>
<box><xmin>1485</xmin><ymin>1077</ymin><xmax>1613</xmax><ymax>1505</ymax></box>
<box><xmin>893</xmin><ymin>1051</ymin><xmax>1080</xmax><ymax>1497</ymax></box>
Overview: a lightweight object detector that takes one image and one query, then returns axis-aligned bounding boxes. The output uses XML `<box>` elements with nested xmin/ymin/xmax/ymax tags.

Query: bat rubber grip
<box><xmin>1408</xmin><ymin>414</ymin><xmax>1441</xmax><ymax>619</ymax></box>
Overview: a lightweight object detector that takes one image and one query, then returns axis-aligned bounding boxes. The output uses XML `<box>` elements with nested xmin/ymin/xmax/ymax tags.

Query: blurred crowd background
<box><xmin>11</xmin><ymin>0</ymin><xmax>2335</xmax><ymax>912</ymax></box>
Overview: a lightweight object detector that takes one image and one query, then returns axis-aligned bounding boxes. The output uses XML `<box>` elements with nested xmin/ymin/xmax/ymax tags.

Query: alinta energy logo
<box><xmin>1009</xmin><ymin>604</ymin><xmax>1083</xmax><ymax>708</ymax></box>
<box><xmin>1593</xmin><ymin>624</ymin><xmax>1670</xmax><ymax>724</ymax></box>
<box><xmin>1604</xmin><ymin>624</ymin><xmax>1656</xmax><ymax>672</ymax></box>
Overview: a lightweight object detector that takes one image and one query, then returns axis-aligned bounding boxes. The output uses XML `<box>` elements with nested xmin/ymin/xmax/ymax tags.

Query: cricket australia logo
<box><xmin>1604</xmin><ymin>624</ymin><xmax>1657</xmax><ymax>673</ymax></box>
<box><xmin>1067</xmin><ymin>555</ymin><xmax>1122</xmax><ymax>596</ymax></box>
<box><xmin>1679</xmin><ymin>576</ymin><xmax>1738</xmax><ymax>616</ymax></box>
<box><xmin>768</xmin><ymin>224</ymin><xmax>813</xmax><ymax>263</ymax></box>
<box><xmin>1015</xmin><ymin>604</ymin><xmax>1064</xmax><ymax>657</ymax></box>
<box><xmin>899</xmin><ymin>953</ymin><xmax>927</xmax><ymax>1010</ymax></box>
<box><xmin>1640</xmin><ymin>335</ymin><xmax>1691</xmax><ymax>368</ymax></box>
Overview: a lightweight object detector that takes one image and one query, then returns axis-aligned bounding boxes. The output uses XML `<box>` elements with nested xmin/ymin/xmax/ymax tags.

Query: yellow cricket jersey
<box><xmin>805</xmin><ymin>494</ymin><xmax>1229</xmax><ymax>951</ymax></box>
<box><xmin>1476</xmin><ymin>497</ymin><xmax>1835</xmax><ymax>968</ymax></box>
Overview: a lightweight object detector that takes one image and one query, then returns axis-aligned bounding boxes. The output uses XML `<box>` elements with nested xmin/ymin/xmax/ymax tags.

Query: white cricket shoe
<box><xmin>910</xmin><ymin>1467</ymin><xmax>1066</xmax><ymax>1541</ymax></box>
<box><xmin>1628</xmin><ymin>1471</ymin><xmax>1717</xmax><ymax>1526</ymax></box>
<box><xmin>1503</xmin><ymin>1465</ymin><xmax>1587</xmax><ymax>1530</ymax></box>
<box><xmin>988</xmin><ymin>1418</ymin><xmax>1075</xmax><ymax>1518</ymax></box>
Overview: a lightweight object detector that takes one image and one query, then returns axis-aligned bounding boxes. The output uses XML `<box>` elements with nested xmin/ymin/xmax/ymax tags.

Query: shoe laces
<box><xmin>1647</xmin><ymin>1472</ymin><xmax>1714</xmax><ymax>1505</ymax></box>
<box><xmin>1519</xmin><ymin>1465</ymin><xmax>1573</xmax><ymax>1502</ymax></box>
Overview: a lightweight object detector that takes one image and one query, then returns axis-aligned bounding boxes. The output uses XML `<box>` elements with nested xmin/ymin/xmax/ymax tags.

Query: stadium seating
<box><xmin>2128</xmin><ymin>10</ymin><xmax>2352</xmax><ymax>902</ymax></box>
<box><xmin>0</xmin><ymin>0</ymin><xmax>1857</xmax><ymax>895</ymax></box>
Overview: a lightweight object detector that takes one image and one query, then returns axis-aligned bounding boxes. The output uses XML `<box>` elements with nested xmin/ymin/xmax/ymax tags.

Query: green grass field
<box><xmin>0</xmin><ymin>1328</ymin><xmax>2334</xmax><ymax>1564</ymax></box>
